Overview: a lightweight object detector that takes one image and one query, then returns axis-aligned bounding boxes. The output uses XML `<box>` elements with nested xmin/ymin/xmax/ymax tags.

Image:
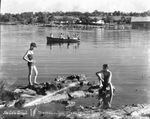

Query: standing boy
<box><xmin>23</xmin><ymin>42</ymin><xmax>38</xmax><ymax>86</ymax></box>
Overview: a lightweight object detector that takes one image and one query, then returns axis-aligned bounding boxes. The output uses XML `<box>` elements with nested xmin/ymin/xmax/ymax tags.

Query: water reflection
<box><xmin>102</xmin><ymin>30</ymin><xmax>132</xmax><ymax>47</ymax></box>
<box><xmin>46</xmin><ymin>43</ymin><xmax>80</xmax><ymax>50</ymax></box>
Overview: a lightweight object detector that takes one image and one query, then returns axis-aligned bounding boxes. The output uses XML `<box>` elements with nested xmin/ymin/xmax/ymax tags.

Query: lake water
<box><xmin>1</xmin><ymin>25</ymin><xmax>150</xmax><ymax>107</ymax></box>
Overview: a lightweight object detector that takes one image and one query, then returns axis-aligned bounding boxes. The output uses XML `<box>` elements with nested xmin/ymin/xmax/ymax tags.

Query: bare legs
<box><xmin>33</xmin><ymin>65</ymin><xmax>38</xmax><ymax>84</ymax></box>
<box><xmin>28</xmin><ymin>65</ymin><xmax>38</xmax><ymax>85</ymax></box>
<box><xmin>108</xmin><ymin>83</ymin><xmax>113</xmax><ymax>106</ymax></box>
<box><xmin>28</xmin><ymin>65</ymin><xmax>33</xmax><ymax>85</ymax></box>
<box><xmin>97</xmin><ymin>83</ymin><xmax>114</xmax><ymax>108</ymax></box>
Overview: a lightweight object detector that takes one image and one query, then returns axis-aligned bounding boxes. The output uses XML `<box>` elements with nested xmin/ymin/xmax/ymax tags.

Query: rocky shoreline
<box><xmin>0</xmin><ymin>74</ymin><xmax>101</xmax><ymax>108</ymax></box>
<box><xmin>0</xmin><ymin>74</ymin><xmax>150</xmax><ymax>119</ymax></box>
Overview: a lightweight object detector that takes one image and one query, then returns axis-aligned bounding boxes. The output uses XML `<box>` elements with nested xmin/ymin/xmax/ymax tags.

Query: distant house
<box><xmin>131</xmin><ymin>17</ymin><xmax>150</xmax><ymax>29</ymax></box>
<box><xmin>92</xmin><ymin>19</ymin><xmax>105</xmax><ymax>25</ymax></box>
<box><xmin>90</xmin><ymin>16</ymin><xmax>105</xmax><ymax>25</ymax></box>
<box><xmin>54</xmin><ymin>16</ymin><xmax>79</xmax><ymax>24</ymax></box>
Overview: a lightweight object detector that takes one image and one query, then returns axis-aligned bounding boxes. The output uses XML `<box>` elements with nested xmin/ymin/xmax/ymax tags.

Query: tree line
<box><xmin>0</xmin><ymin>10</ymin><xmax>150</xmax><ymax>25</ymax></box>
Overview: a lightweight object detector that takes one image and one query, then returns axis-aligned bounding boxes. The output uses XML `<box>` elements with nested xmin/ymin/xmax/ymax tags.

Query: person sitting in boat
<box><xmin>50</xmin><ymin>33</ymin><xmax>54</xmax><ymax>38</ymax></box>
<box><xmin>67</xmin><ymin>34</ymin><xmax>70</xmax><ymax>39</ymax></box>
<box><xmin>60</xmin><ymin>33</ymin><xmax>64</xmax><ymax>39</ymax></box>
<box><xmin>76</xmin><ymin>34</ymin><xmax>80</xmax><ymax>40</ymax></box>
<box><xmin>73</xmin><ymin>34</ymin><xmax>77</xmax><ymax>40</ymax></box>
<box><xmin>73</xmin><ymin>34</ymin><xmax>80</xmax><ymax>40</ymax></box>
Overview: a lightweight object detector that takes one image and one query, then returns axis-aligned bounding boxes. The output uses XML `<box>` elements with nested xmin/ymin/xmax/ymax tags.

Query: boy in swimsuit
<box><xmin>23</xmin><ymin>42</ymin><xmax>38</xmax><ymax>86</ymax></box>
<box><xmin>96</xmin><ymin>64</ymin><xmax>113</xmax><ymax>107</ymax></box>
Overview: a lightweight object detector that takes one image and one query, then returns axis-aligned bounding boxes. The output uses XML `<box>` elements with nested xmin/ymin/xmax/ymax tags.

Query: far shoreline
<box><xmin>0</xmin><ymin>22</ymin><xmax>132</xmax><ymax>30</ymax></box>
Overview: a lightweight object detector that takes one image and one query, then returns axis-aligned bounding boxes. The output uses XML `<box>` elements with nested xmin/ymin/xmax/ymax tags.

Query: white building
<box><xmin>96</xmin><ymin>20</ymin><xmax>105</xmax><ymax>24</ymax></box>
<box><xmin>93</xmin><ymin>20</ymin><xmax>105</xmax><ymax>25</ymax></box>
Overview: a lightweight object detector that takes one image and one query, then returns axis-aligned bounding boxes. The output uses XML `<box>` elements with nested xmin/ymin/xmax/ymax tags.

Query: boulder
<box><xmin>1</xmin><ymin>90</ymin><xmax>20</xmax><ymax>102</ymax></box>
<box><xmin>14</xmin><ymin>99</ymin><xmax>25</xmax><ymax>108</ymax></box>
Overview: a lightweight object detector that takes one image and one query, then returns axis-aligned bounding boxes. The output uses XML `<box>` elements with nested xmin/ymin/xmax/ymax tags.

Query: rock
<box><xmin>80</xmin><ymin>80</ymin><xmax>90</xmax><ymax>86</ymax></box>
<box><xmin>56</xmin><ymin>83</ymin><xmax>64</xmax><ymax>89</ymax></box>
<box><xmin>66</xmin><ymin>74</ymin><xmax>87</xmax><ymax>82</ymax></box>
<box><xmin>88</xmin><ymin>85</ymin><xmax>99</xmax><ymax>93</ymax></box>
<box><xmin>5</xmin><ymin>100</ymin><xmax>16</xmax><ymax>107</ymax></box>
<box><xmin>61</xmin><ymin>100</ymin><xmax>69</xmax><ymax>106</ymax></box>
<box><xmin>44</xmin><ymin>82</ymin><xmax>58</xmax><ymax>91</ymax></box>
<box><xmin>1</xmin><ymin>90</ymin><xmax>20</xmax><ymax>102</ymax></box>
<box><xmin>20</xmin><ymin>94</ymin><xmax>35</xmax><ymax>98</ymax></box>
<box><xmin>71</xmin><ymin>91</ymin><xmax>86</xmax><ymax>98</ymax></box>
<box><xmin>68</xmin><ymin>86</ymin><xmax>80</xmax><ymax>92</ymax></box>
<box><xmin>14</xmin><ymin>99</ymin><xmax>25</xmax><ymax>108</ymax></box>
<box><xmin>33</xmin><ymin>87</ymin><xmax>47</xmax><ymax>95</ymax></box>
<box><xmin>14</xmin><ymin>88</ymin><xmax>36</xmax><ymax>95</ymax></box>
<box><xmin>66</xmin><ymin>74</ymin><xmax>80</xmax><ymax>81</ymax></box>
<box><xmin>79</xmin><ymin>85</ymin><xmax>90</xmax><ymax>91</ymax></box>
<box><xmin>55</xmin><ymin>76</ymin><xmax>65</xmax><ymax>82</ymax></box>
<box><xmin>79</xmin><ymin>74</ymin><xmax>87</xmax><ymax>81</ymax></box>
<box><xmin>13</xmin><ymin>89</ymin><xmax>23</xmax><ymax>93</ymax></box>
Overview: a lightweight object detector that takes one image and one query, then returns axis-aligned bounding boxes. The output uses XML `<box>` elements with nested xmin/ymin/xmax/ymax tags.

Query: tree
<box><xmin>92</xmin><ymin>10</ymin><xmax>100</xmax><ymax>16</ymax></box>
<box><xmin>21</xmin><ymin>12</ymin><xmax>34</xmax><ymax>24</ymax></box>
<box><xmin>35</xmin><ymin>12</ymin><xmax>48</xmax><ymax>23</ymax></box>
<box><xmin>113</xmin><ymin>11</ymin><xmax>121</xmax><ymax>16</ymax></box>
<box><xmin>1</xmin><ymin>13</ymin><xmax>12</xmax><ymax>22</ymax></box>
<box><xmin>92</xmin><ymin>17</ymin><xmax>98</xmax><ymax>23</ymax></box>
<box><xmin>14</xmin><ymin>14</ymin><xmax>22</xmax><ymax>21</ymax></box>
<box><xmin>79</xmin><ymin>15</ymin><xmax>92</xmax><ymax>24</ymax></box>
<box><xmin>103</xmin><ymin>15</ymin><xmax>113</xmax><ymax>23</ymax></box>
<box><xmin>48</xmin><ymin>14</ymin><xmax>55</xmax><ymax>22</ymax></box>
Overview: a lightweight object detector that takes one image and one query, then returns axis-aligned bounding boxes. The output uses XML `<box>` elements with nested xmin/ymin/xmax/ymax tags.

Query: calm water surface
<box><xmin>1</xmin><ymin>25</ymin><xmax>150</xmax><ymax>107</ymax></box>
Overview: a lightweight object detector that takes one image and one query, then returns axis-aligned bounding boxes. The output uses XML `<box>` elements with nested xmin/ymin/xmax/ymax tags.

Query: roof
<box><xmin>131</xmin><ymin>17</ymin><xmax>150</xmax><ymax>22</ymax></box>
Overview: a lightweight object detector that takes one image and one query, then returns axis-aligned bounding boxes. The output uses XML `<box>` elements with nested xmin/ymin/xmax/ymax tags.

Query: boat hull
<box><xmin>47</xmin><ymin>37</ymin><xmax>80</xmax><ymax>43</ymax></box>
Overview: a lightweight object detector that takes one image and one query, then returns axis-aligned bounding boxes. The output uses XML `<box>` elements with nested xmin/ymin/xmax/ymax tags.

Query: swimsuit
<box><xmin>101</xmin><ymin>71</ymin><xmax>109</xmax><ymax>91</ymax></box>
<box><xmin>27</xmin><ymin>53</ymin><xmax>34</xmax><ymax>66</ymax></box>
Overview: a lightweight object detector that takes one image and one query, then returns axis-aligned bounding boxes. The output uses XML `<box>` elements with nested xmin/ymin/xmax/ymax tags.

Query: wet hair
<box><xmin>30</xmin><ymin>42</ymin><xmax>37</xmax><ymax>48</ymax></box>
<box><xmin>103</xmin><ymin>64</ymin><xmax>109</xmax><ymax>69</ymax></box>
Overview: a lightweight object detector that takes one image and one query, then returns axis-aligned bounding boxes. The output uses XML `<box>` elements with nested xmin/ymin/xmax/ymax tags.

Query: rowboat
<box><xmin>47</xmin><ymin>37</ymin><xmax>80</xmax><ymax>43</ymax></box>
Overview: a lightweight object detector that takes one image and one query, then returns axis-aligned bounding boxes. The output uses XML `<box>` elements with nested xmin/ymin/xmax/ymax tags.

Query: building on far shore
<box><xmin>131</xmin><ymin>16</ymin><xmax>150</xmax><ymax>29</ymax></box>
<box><xmin>92</xmin><ymin>19</ymin><xmax>105</xmax><ymax>25</ymax></box>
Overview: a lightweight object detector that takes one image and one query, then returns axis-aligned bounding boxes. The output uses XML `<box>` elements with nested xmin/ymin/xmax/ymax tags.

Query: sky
<box><xmin>1</xmin><ymin>0</ymin><xmax>150</xmax><ymax>14</ymax></box>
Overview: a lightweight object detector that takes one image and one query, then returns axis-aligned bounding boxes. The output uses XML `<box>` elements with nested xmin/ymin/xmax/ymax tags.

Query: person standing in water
<box><xmin>96</xmin><ymin>64</ymin><xmax>113</xmax><ymax>107</ymax></box>
<box><xmin>23</xmin><ymin>42</ymin><xmax>38</xmax><ymax>86</ymax></box>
